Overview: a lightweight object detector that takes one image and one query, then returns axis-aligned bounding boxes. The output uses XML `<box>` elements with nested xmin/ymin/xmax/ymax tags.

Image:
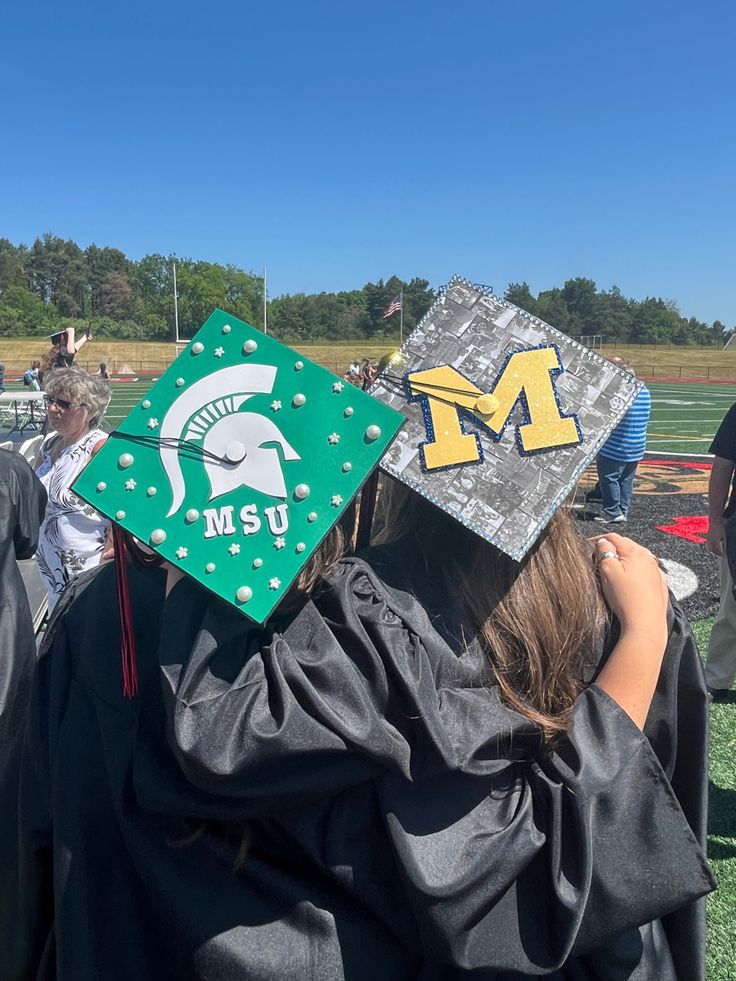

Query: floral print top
<box><xmin>35</xmin><ymin>429</ymin><xmax>109</xmax><ymax>611</ymax></box>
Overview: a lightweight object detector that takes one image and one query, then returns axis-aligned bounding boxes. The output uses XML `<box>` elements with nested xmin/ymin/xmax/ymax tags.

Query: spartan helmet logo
<box><xmin>159</xmin><ymin>364</ymin><xmax>300</xmax><ymax>517</ymax></box>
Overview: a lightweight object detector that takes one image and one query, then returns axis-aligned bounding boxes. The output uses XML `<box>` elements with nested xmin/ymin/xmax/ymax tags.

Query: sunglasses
<box><xmin>44</xmin><ymin>396</ymin><xmax>82</xmax><ymax>412</ymax></box>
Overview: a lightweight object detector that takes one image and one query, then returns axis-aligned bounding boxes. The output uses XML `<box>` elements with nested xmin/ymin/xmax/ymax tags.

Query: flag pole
<box><xmin>399</xmin><ymin>289</ymin><xmax>403</xmax><ymax>347</ymax></box>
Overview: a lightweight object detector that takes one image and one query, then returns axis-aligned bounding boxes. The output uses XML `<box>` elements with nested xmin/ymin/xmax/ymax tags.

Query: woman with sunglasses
<box><xmin>34</xmin><ymin>367</ymin><xmax>111</xmax><ymax>611</ymax></box>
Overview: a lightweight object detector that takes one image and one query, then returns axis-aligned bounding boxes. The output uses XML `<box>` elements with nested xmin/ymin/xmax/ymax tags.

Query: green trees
<box><xmin>505</xmin><ymin>277</ymin><xmax>723</xmax><ymax>345</ymax></box>
<box><xmin>0</xmin><ymin>234</ymin><xmax>729</xmax><ymax>344</ymax></box>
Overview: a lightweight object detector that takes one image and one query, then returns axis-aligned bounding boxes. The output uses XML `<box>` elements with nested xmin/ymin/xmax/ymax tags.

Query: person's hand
<box><xmin>592</xmin><ymin>534</ymin><xmax>668</xmax><ymax>653</ymax></box>
<box><xmin>706</xmin><ymin>515</ymin><xmax>725</xmax><ymax>557</ymax></box>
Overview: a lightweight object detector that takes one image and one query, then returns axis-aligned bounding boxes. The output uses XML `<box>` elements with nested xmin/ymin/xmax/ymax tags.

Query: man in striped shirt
<box><xmin>587</xmin><ymin>357</ymin><xmax>652</xmax><ymax>524</ymax></box>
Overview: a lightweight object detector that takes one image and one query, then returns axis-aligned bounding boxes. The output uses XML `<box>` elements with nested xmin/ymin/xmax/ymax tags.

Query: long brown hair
<box><xmin>372</xmin><ymin>479</ymin><xmax>608</xmax><ymax>742</ymax></box>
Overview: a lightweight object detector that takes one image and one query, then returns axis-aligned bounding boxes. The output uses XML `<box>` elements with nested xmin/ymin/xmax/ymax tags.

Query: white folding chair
<box><xmin>18</xmin><ymin>434</ymin><xmax>44</xmax><ymax>464</ymax></box>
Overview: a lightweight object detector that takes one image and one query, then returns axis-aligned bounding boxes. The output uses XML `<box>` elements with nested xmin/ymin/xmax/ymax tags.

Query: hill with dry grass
<box><xmin>2</xmin><ymin>338</ymin><xmax>735</xmax><ymax>379</ymax></box>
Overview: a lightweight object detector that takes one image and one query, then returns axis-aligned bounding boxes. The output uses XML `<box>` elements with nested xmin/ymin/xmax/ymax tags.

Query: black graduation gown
<box><xmin>3</xmin><ymin>552</ymin><xmax>713</xmax><ymax>981</ymax></box>
<box><xmin>0</xmin><ymin>449</ymin><xmax>47</xmax><ymax>950</ymax></box>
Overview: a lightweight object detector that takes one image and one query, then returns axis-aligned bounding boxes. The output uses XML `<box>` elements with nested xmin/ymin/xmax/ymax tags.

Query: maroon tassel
<box><xmin>356</xmin><ymin>470</ymin><xmax>379</xmax><ymax>551</ymax></box>
<box><xmin>112</xmin><ymin>523</ymin><xmax>138</xmax><ymax>698</ymax></box>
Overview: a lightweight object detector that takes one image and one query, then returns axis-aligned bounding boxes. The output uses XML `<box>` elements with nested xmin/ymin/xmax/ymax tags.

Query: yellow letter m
<box><xmin>406</xmin><ymin>346</ymin><xmax>582</xmax><ymax>472</ymax></box>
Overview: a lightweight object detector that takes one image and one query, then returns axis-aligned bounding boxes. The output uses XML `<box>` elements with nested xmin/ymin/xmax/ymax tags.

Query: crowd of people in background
<box><xmin>345</xmin><ymin>356</ymin><xmax>378</xmax><ymax>390</ymax></box>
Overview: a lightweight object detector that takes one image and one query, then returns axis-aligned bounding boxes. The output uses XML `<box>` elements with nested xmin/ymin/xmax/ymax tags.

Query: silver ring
<box><xmin>596</xmin><ymin>550</ymin><xmax>619</xmax><ymax>562</ymax></box>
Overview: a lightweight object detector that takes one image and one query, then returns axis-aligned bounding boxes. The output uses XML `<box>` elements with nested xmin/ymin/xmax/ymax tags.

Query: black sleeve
<box><xmin>0</xmin><ymin>599</ymin><xmax>73</xmax><ymax>981</ymax></box>
<box><xmin>380</xmin><ymin>683</ymin><xmax>713</xmax><ymax>973</ymax></box>
<box><xmin>710</xmin><ymin>402</ymin><xmax>736</xmax><ymax>461</ymax></box>
<box><xmin>11</xmin><ymin>457</ymin><xmax>47</xmax><ymax>560</ymax></box>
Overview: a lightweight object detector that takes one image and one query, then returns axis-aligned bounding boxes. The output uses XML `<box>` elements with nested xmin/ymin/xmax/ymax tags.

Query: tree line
<box><xmin>0</xmin><ymin>234</ymin><xmax>730</xmax><ymax>346</ymax></box>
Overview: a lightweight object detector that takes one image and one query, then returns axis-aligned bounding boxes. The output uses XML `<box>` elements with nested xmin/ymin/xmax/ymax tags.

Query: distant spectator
<box><xmin>361</xmin><ymin>359</ymin><xmax>377</xmax><ymax>390</ymax></box>
<box><xmin>23</xmin><ymin>362</ymin><xmax>41</xmax><ymax>391</ymax></box>
<box><xmin>97</xmin><ymin>362</ymin><xmax>110</xmax><ymax>380</ymax></box>
<box><xmin>40</xmin><ymin>326</ymin><xmax>93</xmax><ymax>379</ymax></box>
<box><xmin>587</xmin><ymin>357</ymin><xmax>651</xmax><ymax>524</ymax></box>
<box><xmin>348</xmin><ymin>359</ymin><xmax>361</xmax><ymax>378</ymax></box>
<box><xmin>0</xmin><ymin>362</ymin><xmax>5</xmax><ymax>394</ymax></box>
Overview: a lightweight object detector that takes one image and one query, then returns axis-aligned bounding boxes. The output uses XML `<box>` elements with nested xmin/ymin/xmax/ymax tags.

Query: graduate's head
<box><xmin>367</xmin><ymin>279</ymin><xmax>643</xmax><ymax>740</ymax></box>
<box><xmin>606</xmin><ymin>354</ymin><xmax>636</xmax><ymax>376</ymax></box>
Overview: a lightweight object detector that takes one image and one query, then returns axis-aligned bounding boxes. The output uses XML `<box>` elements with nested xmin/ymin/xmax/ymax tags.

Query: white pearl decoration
<box><xmin>365</xmin><ymin>424</ymin><xmax>381</xmax><ymax>441</ymax></box>
<box><xmin>296</xmin><ymin>542</ymin><xmax>305</xmax><ymax>553</ymax></box>
<box><xmin>96</xmin><ymin>481</ymin><xmax>107</xmax><ymax>491</ymax></box>
<box><xmin>191</xmin><ymin>342</ymin><xmax>204</xmax><ymax>355</ymax></box>
<box><xmin>222</xmin><ymin>324</ymin><xmax>231</xmax><ymax>334</ymax></box>
<box><xmin>344</xmin><ymin>407</ymin><xmax>354</xmax><ymax>417</ymax></box>
<box><xmin>118</xmin><ymin>453</ymin><xmax>134</xmax><ymax>468</ymax></box>
<box><xmin>115</xmin><ymin>510</ymin><xmax>126</xmax><ymax>520</ymax></box>
<box><xmin>307</xmin><ymin>512</ymin><xmax>318</xmax><ymax>522</ymax></box>
<box><xmin>147</xmin><ymin>487</ymin><xmax>157</xmax><ymax>497</ymax></box>
<box><xmin>292</xmin><ymin>393</ymin><xmax>306</xmax><ymax>407</ymax></box>
<box><xmin>150</xmin><ymin>529</ymin><xmax>166</xmax><ymax>545</ymax></box>
<box><xmin>206</xmin><ymin>562</ymin><xmax>216</xmax><ymax>574</ymax></box>
<box><xmin>243</xmin><ymin>339</ymin><xmax>258</xmax><ymax>354</ymax></box>
<box><xmin>141</xmin><ymin>399</ymin><xmax>151</xmax><ymax>409</ymax></box>
<box><xmin>185</xmin><ymin>508</ymin><xmax>200</xmax><ymax>523</ymax></box>
<box><xmin>294</xmin><ymin>483</ymin><xmax>310</xmax><ymax>500</ymax></box>
<box><xmin>294</xmin><ymin>360</ymin><xmax>304</xmax><ymax>371</ymax></box>
<box><xmin>236</xmin><ymin>586</ymin><xmax>253</xmax><ymax>603</ymax></box>
<box><xmin>225</xmin><ymin>440</ymin><xmax>246</xmax><ymax>463</ymax></box>
<box><xmin>175</xmin><ymin>377</ymin><xmax>185</xmax><ymax>387</ymax></box>
<box><xmin>342</xmin><ymin>462</ymin><xmax>352</xmax><ymax>473</ymax></box>
<box><xmin>253</xmin><ymin>557</ymin><xmax>263</xmax><ymax>569</ymax></box>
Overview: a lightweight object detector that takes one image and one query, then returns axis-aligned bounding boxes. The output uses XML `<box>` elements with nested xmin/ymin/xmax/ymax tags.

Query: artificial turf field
<box><xmin>5</xmin><ymin>374</ymin><xmax>736</xmax><ymax>975</ymax></box>
<box><xmin>92</xmin><ymin>377</ymin><xmax>736</xmax><ymax>449</ymax></box>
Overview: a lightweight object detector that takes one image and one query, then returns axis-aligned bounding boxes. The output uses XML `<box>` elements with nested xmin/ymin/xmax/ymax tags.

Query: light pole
<box><xmin>172</xmin><ymin>261</ymin><xmax>180</xmax><ymax>343</ymax></box>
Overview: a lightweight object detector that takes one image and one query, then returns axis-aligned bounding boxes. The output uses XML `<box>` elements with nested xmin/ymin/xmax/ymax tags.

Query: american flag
<box><xmin>383</xmin><ymin>293</ymin><xmax>402</xmax><ymax>318</ymax></box>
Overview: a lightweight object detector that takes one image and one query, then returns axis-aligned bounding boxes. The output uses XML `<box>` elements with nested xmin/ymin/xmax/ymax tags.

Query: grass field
<box><xmin>6</xmin><ymin>375</ymin><xmax>732</xmax><ymax>451</ymax></box>
<box><xmin>3</xmin><ymin>337</ymin><xmax>736</xmax><ymax>379</ymax></box>
<box><xmin>0</xmin><ymin>338</ymin><xmax>396</xmax><ymax>376</ymax></box>
<box><xmin>646</xmin><ymin>381</ymin><xmax>735</xmax><ymax>456</ymax></box>
<box><xmin>692</xmin><ymin>619</ymin><xmax>736</xmax><ymax>980</ymax></box>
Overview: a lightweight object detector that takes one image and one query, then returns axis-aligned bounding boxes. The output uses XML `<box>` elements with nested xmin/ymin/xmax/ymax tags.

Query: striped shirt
<box><xmin>600</xmin><ymin>385</ymin><xmax>651</xmax><ymax>462</ymax></box>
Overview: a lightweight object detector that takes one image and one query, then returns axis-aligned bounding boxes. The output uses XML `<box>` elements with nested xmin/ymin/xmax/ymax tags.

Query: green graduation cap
<box><xmin>73</xmin><ymin>310</ymin><xmax>403</xmax><ymax>624</ymax></box>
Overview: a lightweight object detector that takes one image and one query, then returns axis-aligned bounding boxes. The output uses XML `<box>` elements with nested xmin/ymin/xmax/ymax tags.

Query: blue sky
<box><xmin>2</xmin><ymin>0</ymin><xmax>735</xmax><ymax>325</ymax></box>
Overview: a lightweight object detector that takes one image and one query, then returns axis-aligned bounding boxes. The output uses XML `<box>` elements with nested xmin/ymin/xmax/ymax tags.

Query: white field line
<box><xmin>650</xmin><ymin>389</ymin><xmax>734</xmax><ymax>399</ymax></box>
<box><xmin>643</xmin><ymin>450</ymin><xmax>713</xmax><ymax>458</ymax></box>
